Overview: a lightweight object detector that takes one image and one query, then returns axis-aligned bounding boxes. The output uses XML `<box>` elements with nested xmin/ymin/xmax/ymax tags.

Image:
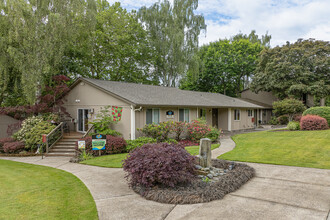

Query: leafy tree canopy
<box><xmin>251</xmin><ymin>39</ymin><xmax>330</xmax><ymax>100</ymax></box>
<box><xmin>181</xmin><ymin>30</ymin><xmax>268</xmax><ymax>96</ymax></box>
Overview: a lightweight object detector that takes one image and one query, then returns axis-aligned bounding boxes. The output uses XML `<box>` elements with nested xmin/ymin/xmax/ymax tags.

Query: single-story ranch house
<box><xmin>63</xmin><ymin>78</ymin><xmax>267</xmax><ymax>140</ymax></box>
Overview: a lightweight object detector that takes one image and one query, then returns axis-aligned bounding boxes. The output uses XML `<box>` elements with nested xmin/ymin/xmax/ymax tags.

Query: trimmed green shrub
<box><xmin>123</xmin><ymin>143</ymin><xmax>196</xmax><ymax>188</ymax></box>
<box><xmin>300</xmin><ymin>115</ymin><xmax>329</xmax><ymax>130</ymax></box>
<box><xmin>138</xmin><ymin>121</ymin><xmax>173</xmax><ymax>142</ymax></box>
<box><xmin>303</xmin><ymin>107</ymin><xmax>330</xmax><ymax>126</ymax></box>
<box><xmin>287</xmin><ymin>121</ymin><xmax>300</xmax><ymax>131</ymax></box>
<box><xmin>206</xmin><ymin>127</ymin><xmax>221</xmax><ymax>142</ymax></box>
<box><xmin>273</xmin><ymin>99</ymin><xmax>306</xmax><ymax>121</ymax></box>
<box><xmin>126</xmin><ymin>137</ymin><xmax>157</xmax><ymax>152</ymax></box>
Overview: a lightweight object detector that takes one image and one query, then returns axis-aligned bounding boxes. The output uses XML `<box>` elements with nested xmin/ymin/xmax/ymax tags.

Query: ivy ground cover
<box><xmin>219</xmin><ymin>130</ymin><xmax>330</xmax><ymax>169</ymax></box>
<box><xmin>80</xmin><ymin>144</ymin><xmax>220</xmax><ymax>168</ymax></box>
<box><xmin>0</xmin><ymin>160</ymin><xmax>98</xmax><ymax>220</ymax></box>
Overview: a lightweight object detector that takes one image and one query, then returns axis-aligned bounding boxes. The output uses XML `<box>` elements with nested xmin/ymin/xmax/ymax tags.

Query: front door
<box><xmin>77</xmin><ymin>109</ymin><xmax>89</xmax><ymax>132</ymax></box>
<box><xmin>212</xmin><ymin>109</ymin><xmax>218</xmax><ymax>128</ymax></box>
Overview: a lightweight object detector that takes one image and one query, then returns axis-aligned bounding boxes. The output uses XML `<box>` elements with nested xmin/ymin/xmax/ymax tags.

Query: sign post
<box><xmin>92</xmin><ymin>134</ymin><xmax>106</xmax><ymax>156</ymax></box>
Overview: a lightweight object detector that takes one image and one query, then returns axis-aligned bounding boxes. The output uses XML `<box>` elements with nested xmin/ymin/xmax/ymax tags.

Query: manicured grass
<box><xmin>0</xmin><ymin>159</ymin><xmax>98</xmax><ymax>220</ymax></box>
<box><xmin>219</xmin><ymin>130</ymin><xmax>330</xmax><ymax>169</ymax></box>
<box><xmin>80</xmin><ymin>144</ymin><xmax>220</xmax><ymax>168</ymax></box>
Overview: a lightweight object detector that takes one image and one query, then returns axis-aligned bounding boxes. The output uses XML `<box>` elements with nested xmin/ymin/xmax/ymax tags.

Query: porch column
<box><xmin>228</xmin><ymin>108</ymin><xmax>232</xmax><ymax>131</ymax></box>
<box><xmin>260</xmin><ymin>109</ymin><xmax>263</xmax><ymax>124</ymax></box>
<box><xmin>130</xmin><ymin>105</ymin><xmax>135</xmax><ymax>140</ymax></box>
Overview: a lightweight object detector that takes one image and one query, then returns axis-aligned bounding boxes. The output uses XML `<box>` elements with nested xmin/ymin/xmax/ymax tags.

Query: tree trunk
<box><xmin>320</xmin><ymin>98</ymin><xmax>325</xmax><ymax>106</ymax></box>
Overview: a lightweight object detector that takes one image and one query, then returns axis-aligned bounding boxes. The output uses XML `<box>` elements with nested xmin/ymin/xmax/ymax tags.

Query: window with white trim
<box><xmin>146</xmin><ymin>109</ymin><xmax>160</xmax><ymax>124</ymax></box>
<box><xmin>234</xmin><ymin>109</ymin><xmax>240</xmax><ymax>121</ymax></box>
<box><xmin>179</xmin><ymin>109</ymin><xmax>189</xmax><ymax>122</ymax></box>
<box><xmin>248</xmin><ymin>109</ymin><xmax>253</xmax><ymax>117</ymax></box>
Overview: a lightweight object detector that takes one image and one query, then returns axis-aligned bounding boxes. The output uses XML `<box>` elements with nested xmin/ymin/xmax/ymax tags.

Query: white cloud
<box><xmin>111</xmin><ymin>0</ymin><xmax>330</xmax><ymax>47</ymax></box>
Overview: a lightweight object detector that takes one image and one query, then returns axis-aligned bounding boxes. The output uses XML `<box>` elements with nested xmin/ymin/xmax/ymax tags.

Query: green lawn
<box><xmin>219</xmin><ymin>130</ymin><xmax>330</xmax><ymax>169</ymax></box>
<box><xmin>0</xmin><ymin>160</ymin><xmax>98</xmax><ymax>220</ymax></box>
<box><xmin>80</xmin><ymin>144</ymin><xmax>220</xmax><ymax>168</ymax></box>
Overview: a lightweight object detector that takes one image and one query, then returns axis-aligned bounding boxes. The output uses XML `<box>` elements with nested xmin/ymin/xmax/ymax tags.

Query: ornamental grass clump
<box><xmin>123</xmin><ymin>143</ymin><xmax>196</xmax><ymax>188</ymax></box>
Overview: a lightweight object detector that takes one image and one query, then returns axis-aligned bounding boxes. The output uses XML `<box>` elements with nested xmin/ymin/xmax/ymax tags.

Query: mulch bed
<box><xmin>132</xmin><ymin>159</ymin><xmax>255</xmax><ymax>204</ymax></box>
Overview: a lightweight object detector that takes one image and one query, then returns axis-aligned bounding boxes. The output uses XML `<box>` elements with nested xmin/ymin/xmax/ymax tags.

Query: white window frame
<box><xmin>146</xmin><ymin>108</ymin><xmax>160</xmax><ymax>124</ymax></box>
<box><xmin>248</xmin><ymin>109</ymin><xmax>253</xmax><ymax>117</ymax></box>
<box><xmin>179</xmin><ymin>108</ymin><xmax>190</xmax><ymax>122</ymax></box>
<box><xmin>234</xmin><ymin>109</ymin><xmax>240</xmax><ymax>121</ymax></box>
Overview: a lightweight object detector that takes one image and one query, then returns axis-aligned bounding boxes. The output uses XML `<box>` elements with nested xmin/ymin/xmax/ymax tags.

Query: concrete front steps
<box><xmin>46</xmin><ymin>134</ymin><xmax>82</xmax><ymax>157</ymax></box>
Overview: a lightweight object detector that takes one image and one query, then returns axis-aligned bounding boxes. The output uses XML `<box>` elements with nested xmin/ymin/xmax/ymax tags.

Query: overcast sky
<box><xmin>110</xmin><ymin>0</ymin><xmax>330</xmax><ymax>47</ymax></box>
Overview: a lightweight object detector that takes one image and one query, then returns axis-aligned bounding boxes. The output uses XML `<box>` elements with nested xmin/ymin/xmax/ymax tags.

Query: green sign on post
<box><xmin>92</xmin><ymin>134</ymin><xmax>106</xmax><ymax>150</ymax></box>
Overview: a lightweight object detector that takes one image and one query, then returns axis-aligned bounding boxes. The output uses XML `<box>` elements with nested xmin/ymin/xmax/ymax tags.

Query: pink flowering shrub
<box><xmin>187</xmin><ymin>119</ymin><xmax>211</xmax><ymax>141</ymax></box>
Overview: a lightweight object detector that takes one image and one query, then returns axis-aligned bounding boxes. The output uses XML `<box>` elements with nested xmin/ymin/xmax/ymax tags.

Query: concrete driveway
<box><xmin>1</xmin><ymin>156</ymin><xmax>330</xmax><ymax>220</ymax></box>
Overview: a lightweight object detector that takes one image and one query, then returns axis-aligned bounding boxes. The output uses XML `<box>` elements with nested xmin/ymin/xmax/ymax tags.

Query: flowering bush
<box><xmin>13</xmin><ymin>116</ymin><xmax>43</xmax><ymax>141</ymax></box>
<box><xmin>3</xmin><ymin>141</ymin><xmax>25</xmax><ymax>153</ymax></box>
<box><xmin>300</xmin><ymin>115</ymin><xmax>329</xmax><ymax>130</ymax></box>
<box><xmin>123</xmin><ymin>143</ymin><xmax>196</xmax><ymax>188</ymax></box>
<box><xmin>24</xmin><ymin>121</ymin><xmax>56</xmax><ymax>150</ymax></box>
<box><xmin>76</xmin><ymin>135</ymin><xmax>127</xmax><ymax>156</ymax></box>
<box><xmin>138</xmin><ymin>121</ymin><xmax>173</xmax><ymax>142</ymax></box>
<box><xmin>171</xmin><ymin>121</ymin><xmax>187</xmax><ymax>140</ymax></box>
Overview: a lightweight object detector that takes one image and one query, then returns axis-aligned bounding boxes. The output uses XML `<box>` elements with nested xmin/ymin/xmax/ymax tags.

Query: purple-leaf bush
<box><xmin>123</xmin><ymin>143</ymin><xmax>196</xmax><ymax>188</ymax></box>
<box><xmin>300</xmin><ymin>115</ymin><xmax>329</xmax><ymax>130</ymax></box>
<box><xmin>3</xmin><ymin>141</ymin><xmax>25</xmax><ymax>153</ymax></box>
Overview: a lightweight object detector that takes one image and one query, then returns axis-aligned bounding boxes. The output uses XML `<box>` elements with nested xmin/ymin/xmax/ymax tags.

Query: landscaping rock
<box><xmin>199</xmin><ymin>138</ymin><xmax>212</xmax><ymax>168</ymax></box>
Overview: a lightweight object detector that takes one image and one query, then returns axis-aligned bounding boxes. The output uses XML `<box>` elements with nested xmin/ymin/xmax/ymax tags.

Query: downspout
<box><xmin>130</xmin><ymin>106</ymin><xmax>142</xmax><ymax>140</ymax></box>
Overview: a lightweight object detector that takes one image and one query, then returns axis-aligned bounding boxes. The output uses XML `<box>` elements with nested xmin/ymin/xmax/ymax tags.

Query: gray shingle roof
<box><xmin>79</xmin><ymin>78</ymin><xmax>265</xmax><ymax>109</ymax></box>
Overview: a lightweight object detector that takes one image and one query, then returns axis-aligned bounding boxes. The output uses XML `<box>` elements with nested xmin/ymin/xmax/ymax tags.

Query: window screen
<box><xmin>146</xmin><ymin>109</ymin><xmax>152</xmax><ymax>124</ymax></box>
<box><xmin>153</xmin><ymin>109</ymin><xmax>160</xmax><ymax>124</ymax></box>
<box><xmin>179</xmin><ymin>109</ymin><xmax>184</xmax><ymax>121</ymax></box>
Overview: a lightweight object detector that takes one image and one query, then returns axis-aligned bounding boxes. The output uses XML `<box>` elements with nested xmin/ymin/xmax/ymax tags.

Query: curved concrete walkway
<box><xmin>211</xmin><ymin>136</ymin><xmax>235</xmax><ymax>159</ymax></box>
<box><xmin>2</xmin><ymin>129</ymin><xmax>330</xmax><ymax>220</ymax></box>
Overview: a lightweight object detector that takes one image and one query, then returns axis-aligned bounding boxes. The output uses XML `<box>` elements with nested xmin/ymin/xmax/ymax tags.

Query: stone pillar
<box><xmin>199</xmin><ymin>138</ymin><xmax>212</xmax><ymax>168</ymax></box>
